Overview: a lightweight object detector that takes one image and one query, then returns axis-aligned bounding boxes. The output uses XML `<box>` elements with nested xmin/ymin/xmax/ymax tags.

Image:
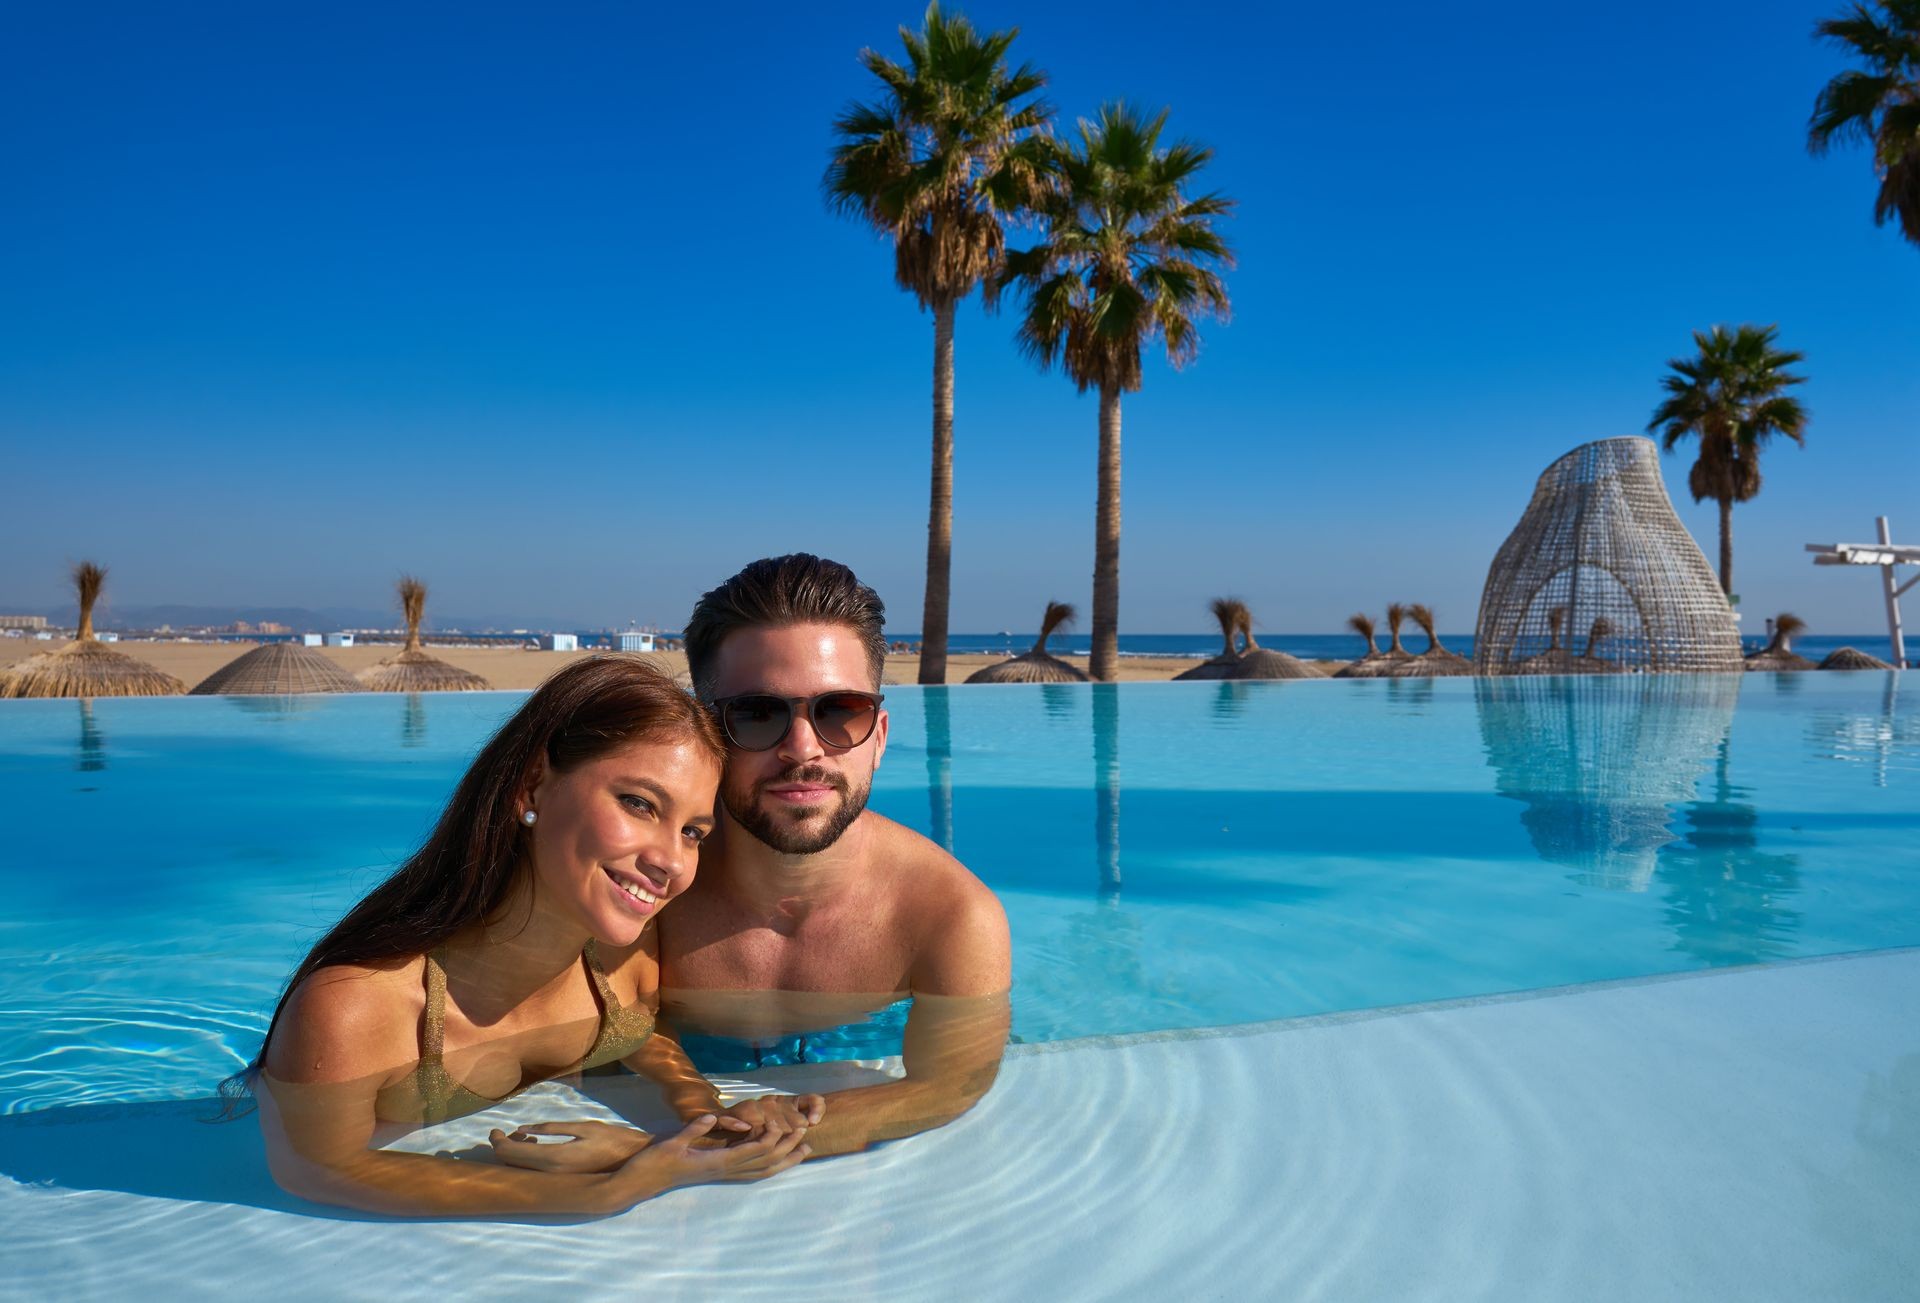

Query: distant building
<box><xmin>324</xmin><ymin>633</ymin><xmax>355</xmax><ymax>647</ymax></box>
<box><xmin>541</xmin><ymin>633</ymin><xmax>579</xmax><ymax>652</ymax></box>
<box><xmin>0</xmin><ymin>615</ymin><xmax>47</xmax><ymax>630</ymax></box>
<box><xmin>33</xmin><ymin>631</ymin><xmax>54</xmax><ymax>640</ymax></box>
<box><xmin>617</xmin><ymin>630</ymin><xmax>656</xmax><ymax>653</ymax></box>
<box><xmin>302</xmin><ymin>633</ymin><xmax>324</xmax><ymax>647</ymax></box>
<box><xmin>257</xmin><ymin>621</ymin><xmax>290</xmax><ymax>635</ymax></box>
<box><xmin>98</xmin><ymin>632</ymin><xmax>119</xmax><ymax>642</ymax></box>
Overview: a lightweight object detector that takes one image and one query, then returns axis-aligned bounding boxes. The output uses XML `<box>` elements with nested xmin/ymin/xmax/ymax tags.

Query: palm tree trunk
<box><xmin>1718</xmin><ymin>497</ymin><xmax>1734</xmax><ymax>599</ymax></box>
<box><xmin>917</xmin><ymin>301</ymin><xmax>956</xmax><ymax>685</ymax></box>
<box><xmin>1091</xmin><ymin>385</ymin><xmax>1123</xmax><ymax>682</ymax></box>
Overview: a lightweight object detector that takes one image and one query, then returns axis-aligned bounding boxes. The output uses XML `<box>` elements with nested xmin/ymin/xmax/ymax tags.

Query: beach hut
<box><xmin>1222</xmin><ymin>609</ymin><xmax>1327</xmax><ymax>680</ymax></box>
<box><xmin>1332</xmin><ymin>612</ymin><xmax>1389</xmax><ymax>679</ymax></box>
<box><xmin>1474</xmin><ymin>437</ymin><xmax>1741</xmax><ymax>674</ymax></box>
<box><xmin>190</xmin><ymin>641</ymin><xmax>363</xmax><ymax>695</ymax></box>
<box><xmin>1390</xmin><ymin>604</ymin><xmax>1475</xmax><ymax>677</ymax></box>
<box><xmin>355</xmin><ymin>577</ymin><xmax>491</xmax><ymax>692</ymax></box>
<box><xmin>1745</xmin><ymin>613</ymin><xmax>1816</xmax><ymax>672</ymax></box>
<box><xmin>0</xmin><ymin>562</ymin><xmax>185</xmax><ymax>699</ymax></box>
<box><xmin>1172</xmin><ymin>598</ymin><xmax>1248</xmax><ymax>681</ymax></box>
<box><xmin>1819</xmin><ymin>646</ymin><xmax>1893</xmax><ymax>671</ymax></box>
<box><xmin>964</xmin><ymin>602</ymin><xmax>1089</xmax><ymax>684</ymax></box>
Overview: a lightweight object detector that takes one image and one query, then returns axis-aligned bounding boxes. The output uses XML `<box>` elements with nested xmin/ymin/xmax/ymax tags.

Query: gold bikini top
<box><xmin>378</xmin><ymin>939</ymin><xmax>654</xmax><ymax>1125</ymax></box>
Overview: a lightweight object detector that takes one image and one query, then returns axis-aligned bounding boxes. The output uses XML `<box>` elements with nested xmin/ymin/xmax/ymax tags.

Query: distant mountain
<box><xmin>0</xmin><ymin>602</ymin><xmax>598</xmax><ymax>633</ymax></box>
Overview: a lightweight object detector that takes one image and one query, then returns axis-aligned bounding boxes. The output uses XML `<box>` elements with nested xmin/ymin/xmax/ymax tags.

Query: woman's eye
<box><xmin>683</xmin><ymin>827</ymin><xmax>707</xmax><ymax>844</ymax></box>
<box><xmin>620</xmin><ymin>794</ymin><xmax>654</xmax><ymax>814</ymax></box>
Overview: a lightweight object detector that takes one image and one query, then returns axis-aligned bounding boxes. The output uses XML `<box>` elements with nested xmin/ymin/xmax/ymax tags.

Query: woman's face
<box><xmin>520</xmin><ymin>736</ymin><xmax>721</xmax><ymax>947</ymax></box>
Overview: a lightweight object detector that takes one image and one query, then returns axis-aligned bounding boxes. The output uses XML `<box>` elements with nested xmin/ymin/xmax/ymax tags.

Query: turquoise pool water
<box><xmin>1</xmin><ymin>674</ymin><xmax>1916</xmax><ymax>1116</ymax></box>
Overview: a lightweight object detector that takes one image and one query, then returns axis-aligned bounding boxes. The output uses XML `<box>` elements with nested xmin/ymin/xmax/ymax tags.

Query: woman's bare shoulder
<box><xmin>263</xmin><ymin>957</ymin><xmax>427</xmax><ymax>1085</ymax></box>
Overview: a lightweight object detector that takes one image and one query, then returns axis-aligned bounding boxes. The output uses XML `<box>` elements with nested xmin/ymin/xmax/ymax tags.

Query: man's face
<box><xmin>709</xmin><ymin>622</ymin><xmax>888</xmax><ymax>855</ymax></box>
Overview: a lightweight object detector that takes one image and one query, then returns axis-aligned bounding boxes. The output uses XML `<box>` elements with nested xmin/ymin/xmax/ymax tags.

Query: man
<box><xmin>660</xmin><ymin>554</ymin><xmax>1011</xmax><ymax>1156</ymax></box>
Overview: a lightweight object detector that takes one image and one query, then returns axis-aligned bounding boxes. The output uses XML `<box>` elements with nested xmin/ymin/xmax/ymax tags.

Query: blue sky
<box><xmin>2</xmin><ymin>0</ymin><xmax>1915</xmax><ymax>633</ymax></box>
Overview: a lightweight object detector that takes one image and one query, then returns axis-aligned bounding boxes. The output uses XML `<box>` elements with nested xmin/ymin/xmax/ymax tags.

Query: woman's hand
<box><xmin>611</xmin><ymin>1114</ymin><xmax>810</xmax><ymax>1200</ymax></box>
<box><xmin>713</xmin><ymin>1093</ymin><xmax>825</xmax><ymax>1142</ymax></box>
<box><xmin>488</xmin><ymin>1120</ymin><xmax>652</xmax><ymax>1174</ymax></box>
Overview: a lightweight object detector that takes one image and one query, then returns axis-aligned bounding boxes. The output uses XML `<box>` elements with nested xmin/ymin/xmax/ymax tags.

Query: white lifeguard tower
<box><xmin>1806</xmin><ymin>516</ymin><xmax>1919</xmax><ymax>668</ymax></box>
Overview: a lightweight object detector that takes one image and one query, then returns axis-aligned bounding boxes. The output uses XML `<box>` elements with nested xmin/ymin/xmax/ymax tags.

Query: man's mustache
<box><xmin>756</xmin><ymin>765</ymin><xmax>850</xmax><ymax>795</ymax></box>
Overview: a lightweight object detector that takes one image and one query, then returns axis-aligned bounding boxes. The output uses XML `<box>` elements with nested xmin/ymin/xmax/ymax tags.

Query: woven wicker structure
<box><xmin>1333</xmin><ymin>612</ymin><xmax>1388</xmax><ymax>679</ymax></box>
<box><xmin>191</xmin><ymin>642</ymin><xmax>363</xmax><ymax>695</ymax></box>
<box><xmin>1172</xmin><ymin>598</ymin><xmax>1247</xmax><ymax>681</ymax></box>
<box><xmin>1389</xmin><ymin>604</ymin><xmax>1475</xmax><ymax>677</ymax></box>
<box><xmin>1474</xmin><ymin>437</ymin><xmax>1741</xmax><ymax>675</ymax></box>
<box><xmin>1819</xmin><ymin>646</ymin><xmax>1893</xmax><ymax>671</ymax></box>
<box><xmin>1223</xmin><ymin>609</ymin><xmax>1326</xmax><ymax>680</ymax></box>
<box><xmin>1477</xmin><ymin>673</ymin><xmax>1740</xmax><ymax>890</ymax></box>
<box><xmin>0</xmin><ymin>562</ymin><xmax>185</xmax><ymax>699</ymax></box>
<box><xmin>964</xmin><ymin>602</ymin><xmax>1089</xmax><ymax>684</ymax></box>
<box><xmin>1745</xmin><ymin>613</ymin><xmax>1815</xmax><ymax>672</ymax></box>
<box><xmin>356</xmin><ymin>577</ymin><xmax>491</xmax><ymax>693</ymax></box>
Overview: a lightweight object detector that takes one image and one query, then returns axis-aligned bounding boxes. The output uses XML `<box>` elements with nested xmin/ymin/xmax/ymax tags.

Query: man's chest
<box><xmin>663</xmin><ymin>895</ymin><xmax>912</xmax><ymax>993</ymax></box>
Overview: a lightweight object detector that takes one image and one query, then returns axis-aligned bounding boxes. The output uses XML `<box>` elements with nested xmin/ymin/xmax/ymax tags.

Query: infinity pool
<box><xmin>1</xmin><ymin>673</ymin><xmax>1915</xmax><ymax>1116</ymax></box>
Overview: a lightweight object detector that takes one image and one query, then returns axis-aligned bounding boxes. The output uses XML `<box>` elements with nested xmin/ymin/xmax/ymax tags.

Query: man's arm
<box><xmin>799</xmin><ymin>880</ymin><xmax>1012</xmax><ymax>1158</ymax></box>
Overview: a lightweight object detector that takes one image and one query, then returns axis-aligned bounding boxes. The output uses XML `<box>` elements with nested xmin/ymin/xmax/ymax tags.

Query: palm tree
<box><xmin>824</xmin><ymin>3</ymin><xmax>1051</xmax><ymax>685</ymax></box>
<box><xmin>1002</xmin><ymin>103</ymin><xmax>1233</xmax><ymax>680</ymax></box>
<box><xmin>1808</xmin><ymin>1</ymin><xmax>1920</xmax><ymax>248</ymax></box>
<box><xmin>1647</xmin><ymin>324</ymin><xmax>1809</xmax><ymax>599</ymax></box>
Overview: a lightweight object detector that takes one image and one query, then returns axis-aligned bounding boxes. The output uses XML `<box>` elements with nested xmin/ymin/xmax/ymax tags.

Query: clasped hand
<box><xmin>490</xmin><ymin>1093</ymin><xmax>825</xmax><ymax>1175</ymax></box>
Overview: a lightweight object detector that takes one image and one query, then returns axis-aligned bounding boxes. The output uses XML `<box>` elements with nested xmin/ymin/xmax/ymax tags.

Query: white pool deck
<box><xmin>3</xmin><ymin>947</ymin><xmax>1916</xmax><ymax>1301</ymax></box>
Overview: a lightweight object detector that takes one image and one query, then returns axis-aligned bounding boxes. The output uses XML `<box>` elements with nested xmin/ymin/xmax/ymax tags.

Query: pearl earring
<box><xmin>521</xmin><ymin>810</ymin><xmax>538</xmax><ymax>826</ymax></box>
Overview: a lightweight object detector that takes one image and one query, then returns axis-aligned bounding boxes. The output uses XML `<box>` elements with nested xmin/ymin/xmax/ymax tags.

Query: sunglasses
<box><xmin>709</xmin><ymin>691</ymin><xmax>885</xmax><ymax>752</ymax></box>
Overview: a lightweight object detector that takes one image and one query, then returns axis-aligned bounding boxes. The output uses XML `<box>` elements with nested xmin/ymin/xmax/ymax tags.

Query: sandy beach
<box><xmin>0</xmin><ymin>639</ymin><xmax>1345</xmax><ymax>690</ymax></box>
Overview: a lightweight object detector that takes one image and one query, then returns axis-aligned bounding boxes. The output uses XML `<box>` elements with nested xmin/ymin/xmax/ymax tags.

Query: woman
<box><xmin>233</xmin><ymin>657</ymin><xmax>818</xmax><ymax>1216</ymax></box>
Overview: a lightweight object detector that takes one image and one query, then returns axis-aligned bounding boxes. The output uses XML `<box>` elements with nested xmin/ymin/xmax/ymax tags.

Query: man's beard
<box><xmin>722</xmin><ymin>763</ymin><xmax>871</xmax><ymax>855</ymax></box>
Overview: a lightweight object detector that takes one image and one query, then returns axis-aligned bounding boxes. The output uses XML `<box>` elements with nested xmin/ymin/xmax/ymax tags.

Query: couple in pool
<box><xmin>238</xmin><ymin>555</ymin><xmax>1011</xmax><ymax>1216</ymax></box>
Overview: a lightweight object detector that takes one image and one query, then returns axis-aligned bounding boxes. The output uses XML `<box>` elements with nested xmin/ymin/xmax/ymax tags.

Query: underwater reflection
<box><xmin>1385</xmin><ymin>676</ymin><xmax>1434</xmax><ymax>715</ymax></box>
<box><xmin>924</xmin><ymin>686</ymin><xmax>954</xmax><ymax>852</ymax></box>
<box><xmin>401</xmin><ymin>694</ymin><xmax>427</xmax><ymax>749</ymax></box>
<box><xmin>1093</xmin><ymin>683</ymin><xmax>1121</xmax><ymax>902</ymax></box>
<box><xmin>1038</xmin><ymin>682</ymin><xmax>1078</xmax><ymax>722</ymax></box>
<box><xmin>1653</xmin><ymin>738</ymin><xmax>1802</xmax><ymax>965</ymax></box>
<box><xmin>223</xmin><ymin>694</ymin><xmax>323</xmax><ymax>720</ymax></box>
<box><xmin>1209</xmin><ymin>680</ymin><xmax>1252</xmax><ymax>723</ymax></box>
<box><xmin>1809</xmin><ymin>672</ymin><xmax>1916</xmax><ymax>788</ymax></box>
<box><xmin>1477</xmin><ymin>675</ymin><xmax>1740</xmax><ymax>890</ymax></box>
<box><xmin>76</xmin><ymin>700</ymin><xmax>105</xmax><ymax>772</ymax></box>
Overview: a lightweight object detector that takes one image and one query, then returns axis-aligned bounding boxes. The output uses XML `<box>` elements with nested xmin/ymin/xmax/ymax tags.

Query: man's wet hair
<box><xmin>684</xmin><ymin>554</ymin><xmax>888</xmax><ymax>699</ymax></box>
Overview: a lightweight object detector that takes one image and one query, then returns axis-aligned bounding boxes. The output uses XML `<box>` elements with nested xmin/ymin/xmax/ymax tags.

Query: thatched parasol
<box><xmin>1514</xmin><ymin>605</ymin><xmax>1573</xmax><ymax>674</ymax></box>
<box><xmin>1332</xmin><ymin>612</ymin><xmax>1388</xmax><ymax>679</ymax></box>
<box><xmin>1223</xmin><ymin>608</ymin><xmax>1327</xmax><ymax>680</ymax></box>
<box><xmin>964</xmin><ymin>602</ymin><xmax>1090</xmax><ymax>684</ymax></box>
<box><xmin>1818</xmin><ymin>646</ymin><xmax>1893</xmax><ymax>671</ymax></box>
<box><xmin>1745</xmin><ymin>613</ymin><xmax>1815</xmax><ymax>672</ymax></box>
<box><xmin>1172</xmin><ymin>598</ymin><xmax>1248</xmax><ymax>681</ymax></box>
<box><xmin>355</xmin><ymin>576</ymin><xmax>492</xmax><ymax>692</ymax></box>
<box><xmin>0</xmin><ymin>562</ymin><xmax>185</xmax><ymax>699</ymax></box>
<box><xmin>1390</xmin><ymin>604</ymin><xmax>1475</xmax><ymax>677</ymax></box>
<box><xmin>191</xmin><ymin>641</ymin><xmax>364</xmax><ymax>695</ymax></box>
<box><xmin>1569</xmin><ymin>616</ymin><xmax>1628</xmax><ymax>674</ymax></box>
<box><xmin>1381</xmin><ymin>602</ymin><xmax>1417</xmax><ymax>670</ymax></box>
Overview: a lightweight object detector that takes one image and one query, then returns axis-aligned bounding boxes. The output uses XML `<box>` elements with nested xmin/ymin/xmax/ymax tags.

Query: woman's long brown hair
<box><xmin>219</xmin><ymin>656</ymin><xmax>723</xmax><ymax>1113</ymax></box>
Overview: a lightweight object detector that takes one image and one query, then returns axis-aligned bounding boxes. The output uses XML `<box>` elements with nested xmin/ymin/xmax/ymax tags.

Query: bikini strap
<box><xmin>582</xmin><ymin>938</ymin><xmax>622</xmax><ymax>1011</ymax></box>
<box><xmin>422</xmin><ymin>948</ymin><xmax>449</xmax><ymax>1059</ymax></box>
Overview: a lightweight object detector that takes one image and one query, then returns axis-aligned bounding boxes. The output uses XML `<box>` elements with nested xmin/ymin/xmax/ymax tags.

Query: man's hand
<box><xmin>488</xmin><ymin>1120</ymin><xmax>653</xmax><ymax>1174</ymax></box>
<box><xmin>712</xmin><ymin>1093</ymin><xmax>826</xmax><ymax>1145</ymax></box>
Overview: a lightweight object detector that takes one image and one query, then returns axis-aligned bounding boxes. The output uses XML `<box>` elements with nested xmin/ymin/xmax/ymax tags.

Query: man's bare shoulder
<box><xmin>863</xmin><ymin>813</ymin><xmax>1010</xmax><ymax>995</ymax></box>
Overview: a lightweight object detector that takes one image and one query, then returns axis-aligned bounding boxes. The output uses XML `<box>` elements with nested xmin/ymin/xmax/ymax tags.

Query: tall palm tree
<box><xmin>1002</xmin><ymin>103</ymin><xmax>1233</xmax><ymax>680</ymax></box>
<box><xmin>1808</xmin><ymin>1</ymin><xmax>1920</xmax><ymax>248</ymax></box>
<box><xmin>824</xmin><ymin>3</ymin><xmax>1051</xmax><ymax>685</ymax></box>
<box><xmin>1647</xmin><ymin>324</ymin><xmax>1809</xmax><ymax>600</ymax></box>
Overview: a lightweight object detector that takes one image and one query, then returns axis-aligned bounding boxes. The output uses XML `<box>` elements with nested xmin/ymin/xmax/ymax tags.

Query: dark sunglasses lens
<box><xmin>723</xmin><ymin>696</ymin><xmax>792</xmax><ymax>750</ymax></box>
<box><xmin>811</xmin><ymin>693</ymin><xmax>877</xmax><ymax>748</ymax></box>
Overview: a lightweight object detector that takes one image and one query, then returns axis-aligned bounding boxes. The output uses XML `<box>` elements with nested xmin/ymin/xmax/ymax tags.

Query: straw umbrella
<box><xmin>1381</xmin><ymin>602</ymin><xmax>1417</xmax><ymax>671</ymax></box>
<box><xmin>1333</xmin><ymin>612</ymin><xmax>1389</xmax><ymax>678</ymax></box>
<box><xmin>1745</xmin><ymin>613</ymin><xmax>1816</xmax><ymax>672</ymax></box>
<box><xmin>191</xmin><ymin>642</ymin><xmax>363</xmax><ymax>695</ymax></box>
<box><xmin>1819</xmin><ymin>646</ymin><xmax>1893</xmax><ymax>671</ymax></box>
<box><xmin>355</xmin><ymin>577</ymin><xmax>491</xmax><ymax>692</ymax></box>
<box><xmin>1515</xmin><ymin>606</ymin><xmax>1573</xmax><ymax>674</ymax></box>
<box><xmin>1172</xmin><ymin>598</ymin><xmax>1248</xmax><ymax>681</ymax></box>
<box><xmin>964</xmin><ymin>602</ymin><xmax>1090</xmax><ymax>684</ymax></box>
<box><xmin>1390</xmin><ymin>604</ymin><xmax>1475</xmax><ymax>677</ymax></box>
<box><xmin>1569</xmin><ymin>616</ymin><xmax>1628</xmax><ymax>674</ymax></box>
<box><xmin>1223</xmin><ymin>608</ymin><xmax>1327</xmax><ymax>680</ymax></box>
<box><xmin>0</xmin><ymin>562</ymin><xmax>184</xmax><ymax>699</ymax></box>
